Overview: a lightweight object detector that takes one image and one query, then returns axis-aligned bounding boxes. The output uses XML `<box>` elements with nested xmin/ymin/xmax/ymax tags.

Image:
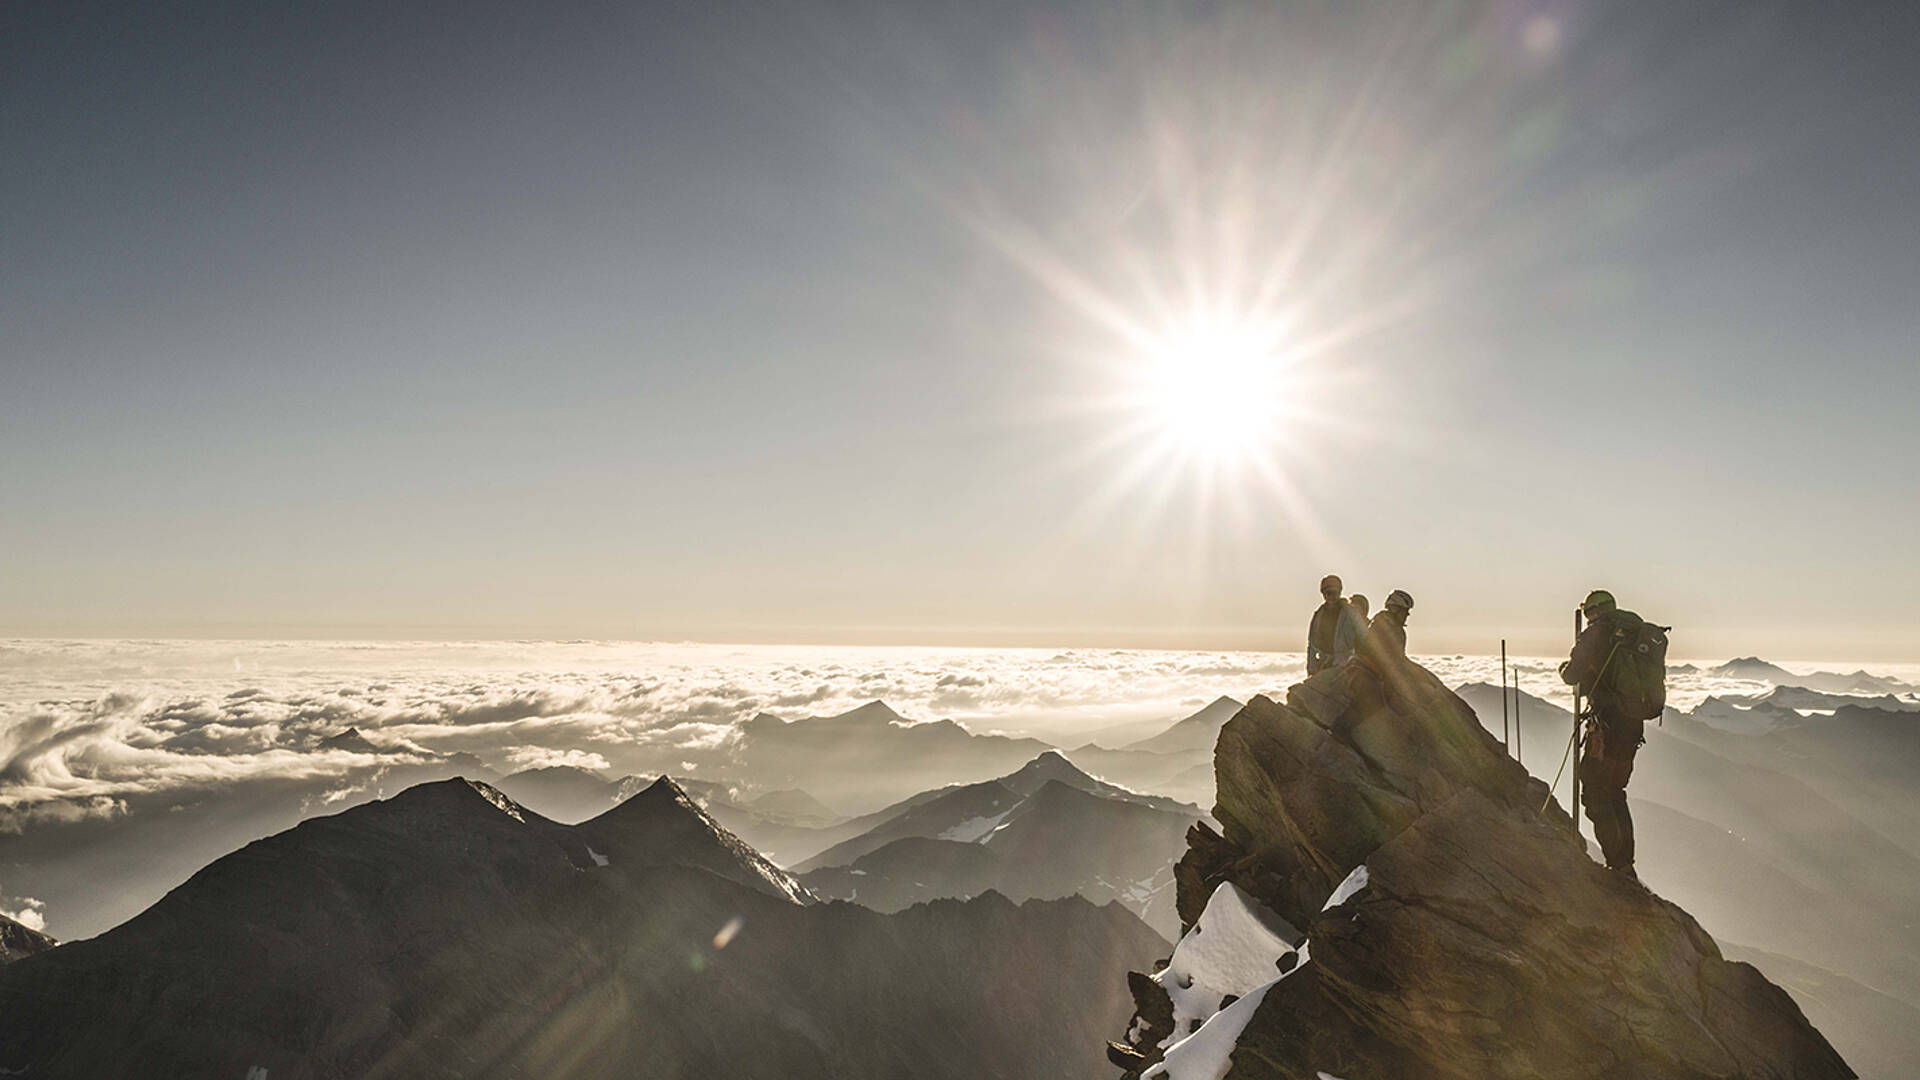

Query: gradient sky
<box><xmin>5</xmin><ymin>0</ymin><xmax>1918</xmax><ymax>659</ymax></box>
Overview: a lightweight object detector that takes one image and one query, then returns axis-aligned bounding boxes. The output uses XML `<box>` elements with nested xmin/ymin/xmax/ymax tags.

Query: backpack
<box><xmin>1605</xmin><ymin>618</ymin><xmax>1670</xmax><ymax>721</ymax></box>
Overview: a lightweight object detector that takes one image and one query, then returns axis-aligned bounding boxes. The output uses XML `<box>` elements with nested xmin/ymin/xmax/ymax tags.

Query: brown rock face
<box><xmin>1114</xmin><ymin>657</ymin><xmax>1856</xmax><ymax>1080</ymax></box>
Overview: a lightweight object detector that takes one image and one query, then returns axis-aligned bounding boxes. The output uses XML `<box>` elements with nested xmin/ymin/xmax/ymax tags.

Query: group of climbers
<box><xmin>1304</xmin><ymin>574</ymin><xmax>1415</xmax><ymax>675</ymax></box>
<box><xmin>1301</xmin><ymin>577</ymin><xmax>1667</xmax><ymax>883</ymax></box>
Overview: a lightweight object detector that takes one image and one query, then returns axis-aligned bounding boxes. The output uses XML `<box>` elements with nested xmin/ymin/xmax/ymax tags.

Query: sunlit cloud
<box><xmin>0</xmin><ymin>893</ymin><xmax>47</xmax><ymax>933</ymax></box>
<box><xmin>6</xmin><ymin>638</ymin><xmax>1892</xmax><ymax>834</ymax></box>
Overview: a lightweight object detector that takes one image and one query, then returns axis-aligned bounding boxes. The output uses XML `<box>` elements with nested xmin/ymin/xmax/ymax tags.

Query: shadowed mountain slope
<box><xmin>1125</xmin><ymin>696</ymin><xmax>1246</xmax><ymax>755</ymax></box>
<box><xmin>798</xmin><ymin>756</ymin><xmax>1198</xmax><ymax>937</ymax></box>
<box><xmin>1109</xmin><ymin>658</ymin><xmax>1852</xmax><ymax>1079</ymax></box>
<box><xmin>794</xmin><ymin>749</ymin><xmax>1189</xmax><ymax>872</ymax></box>
<box><xmin>0</xmin><ymin>777</ymin><xmax>1164</xmax><ymax>1080</ymax></box>
<box><xmin>1720</xmin><ymin>942</ymin><xmax>1920</xmax><ymax>1080</ymax></box>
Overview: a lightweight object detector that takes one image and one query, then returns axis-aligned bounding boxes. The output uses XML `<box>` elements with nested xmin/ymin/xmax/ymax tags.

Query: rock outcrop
<box><xmin>1109</xmin><ymin>656</ymin><xmax>1855</xmax><ymax>1080</ymax></box>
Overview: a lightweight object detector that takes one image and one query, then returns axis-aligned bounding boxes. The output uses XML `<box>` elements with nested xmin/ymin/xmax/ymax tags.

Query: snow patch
<box><xmin>1144</xmin><ymin>975</ymin><xmax>1284</xmax><ymax>1080</ymax></box>
<box><xmin>1151</xmin><ymin>882</ymin><xmax>1300</xmax><ymax>1050</ymax></box>
<box><xmin>586</xmin><ymin>846</ymin><xmax>610</xmax><ymax>868</ymax></box>
<box><xmin>1123</xmin><ymin>875</ymin><xmax>1157</xmax><ymax>903</ymax></box>
<box><xmin>1322</xmin><ymin>864</ymin><xmax>1369</xmax><ymax>911</ymax></box>
<box><xmin>938</xmin><ymin>809</ymin><xmax>1013</xmax><ymax>842</ymax></box>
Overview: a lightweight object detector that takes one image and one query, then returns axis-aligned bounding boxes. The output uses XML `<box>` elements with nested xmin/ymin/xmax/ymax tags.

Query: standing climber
<box><xmin>1349</xmin><ymin>593</ymin><xmax>1370</xmax><ymax>622</ymax></box>
<box><xmin>1305</xmin><ymin>575</ymin><xmax>1365</xmax><ymax>674</ymax></box>
<box><xmin>1357</xmin><ymin>589</ymin><xmax>1414</xmax><ymax>669</ymax></box>
<box><xmin>1559</xmin><ymin>589</ymin><xmax>1670</xmax><ymax>882</ymax></box>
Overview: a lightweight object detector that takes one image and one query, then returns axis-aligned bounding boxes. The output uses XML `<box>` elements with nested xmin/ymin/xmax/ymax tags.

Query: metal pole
<box><xmin>1501</xmin><ymin>640</ymin><xmax>1510</xmax><ymax>751</ymax></box>
<box><xmin>1513</xmin><ymin>670</ymin><xmax>1522</xmax><ymax>766</ymax></box>
<box><xmin>1571</xmin><ymin>607</ymin><xmax>1584</xmax><ymax>840</ymax></box>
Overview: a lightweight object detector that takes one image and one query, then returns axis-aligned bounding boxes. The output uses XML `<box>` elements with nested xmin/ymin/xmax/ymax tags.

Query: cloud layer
<box><xmin>4</xmin><ymin>639</ymin><xmax>1911</xmax><ymax>939</ymax></box>
<box><xmin>7</xmin><ymin>639</ymin><xmax>1901</xmax><ymax>819</ymax></box>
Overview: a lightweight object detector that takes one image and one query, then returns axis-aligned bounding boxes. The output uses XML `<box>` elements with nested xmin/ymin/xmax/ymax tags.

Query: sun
<box><xmin>1132</xmin><ymin>316</ymin><xmax>1294</xmax><ymax>463</ymax></box>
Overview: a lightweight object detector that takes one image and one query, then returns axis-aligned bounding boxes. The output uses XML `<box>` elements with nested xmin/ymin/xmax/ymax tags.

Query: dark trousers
<box><xmin>1577</xmin><ymin>711</ymin><xmax>1642</xmax><ymax>870</ymax></box>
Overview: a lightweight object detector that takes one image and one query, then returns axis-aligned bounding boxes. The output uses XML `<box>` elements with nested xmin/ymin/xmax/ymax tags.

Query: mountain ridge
<box><xmin>0</xmin><ymin>773</ymin><xmax>1164</xmax><ymax>1079</ymax></box>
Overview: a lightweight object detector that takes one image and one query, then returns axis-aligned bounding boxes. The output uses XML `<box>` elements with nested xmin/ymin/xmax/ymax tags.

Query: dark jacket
<box><xmin>1560</xmin><ymin>607</ymin><xmax>1646</xmax><ymax>715</ymax></box>
<box><xmin>1357</xmin><ymin>608</ymin><xmax>1408</xmax><ymax>670</ymax></box>
<box><xmin>1307</xmin><ymin>599</ymin><xmax>1365</xmax><ymax>673</ymax></box>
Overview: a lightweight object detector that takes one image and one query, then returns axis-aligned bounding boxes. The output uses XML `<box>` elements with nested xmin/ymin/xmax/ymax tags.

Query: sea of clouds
<box><xmin>5</xmin><ymin>638</ymin><xmax>1915</xmax><ymax>937</ymax></box>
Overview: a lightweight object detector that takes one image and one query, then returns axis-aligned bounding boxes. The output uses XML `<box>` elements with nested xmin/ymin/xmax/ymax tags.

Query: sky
<box><xmin>5</xmin><ymin>0</ymin><xmax>1918</xmax><ymax>659</ymax></box>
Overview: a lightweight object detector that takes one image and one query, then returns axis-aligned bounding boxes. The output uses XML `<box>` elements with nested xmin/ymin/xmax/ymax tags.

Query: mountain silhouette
<box><xmin>797</xmin><ymin>753</ymin><xmax>1199</xmax><ymax>936</ymax></box>
<box><xmin>1124</xmin><ymin>695</ymin><xmax>1245</xmax><ymax>754</ymax></box>
<box><xmin>0</xmin><ymin>777</ymin><xmax>1164</xmax><ymax>1079</ymax></box>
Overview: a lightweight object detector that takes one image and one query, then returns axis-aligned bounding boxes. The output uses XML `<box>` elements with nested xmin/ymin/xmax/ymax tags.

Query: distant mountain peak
<box><xmin>1008</xmin><ymin>750</ymin><xmax>1096</xmax><ymax>788</ymax></box>
<box><xmin>840</xmin><ymin>700</ymin><xmax>903</xmax><ymax>723</ymax></box>
<box><xmin>319</xmin><ymin>727</ymin><xmax>382</xmax><ymax>754</ymax></box>
<box><xmin>580</xmin><ymin>777</ymin><xmax>813</xmax><ymax>905</ymax></box>
<box><xmin>636</xmin><ymin>774</ymin><xmax>693</xmax><ymax>801</ymax></box>
<box><xmin>379</xmin><ymin>776</ymin><xmax>534</xmax><ymax>825</ymax></box>
<box><xmin>1125</xmin><ymin>696</ymin><xmax>1247</xmax><ymax>755</ymax></box>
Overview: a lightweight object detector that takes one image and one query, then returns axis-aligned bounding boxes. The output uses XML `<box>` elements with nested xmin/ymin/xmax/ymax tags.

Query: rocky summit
<box><xmin>1109</xmin><ymin>655</ymin><xmax>1855</xmax><ymax>1080</ymax></box>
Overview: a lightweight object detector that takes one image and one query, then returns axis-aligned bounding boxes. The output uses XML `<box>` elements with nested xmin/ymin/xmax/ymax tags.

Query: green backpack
<box><xmin>1605</xmin><ymin>617</ymin><xmax>1670</xmax><ymax>721</ymax></box>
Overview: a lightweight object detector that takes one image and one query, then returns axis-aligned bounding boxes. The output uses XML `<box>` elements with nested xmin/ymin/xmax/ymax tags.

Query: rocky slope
<box><xmin>0</xmin><ymin>777</ymin><xmax>1164</xmax><ymax>1080</ymax></box>
<box><xmin>0</xmin><ymin>914</ymin><xmax>55</xmax><ymax>965</ymax></box>
<box><xmin>1108</xmin><ymin>657</ymin><xmax>1855</xmax><ymax>1080</ymax></box>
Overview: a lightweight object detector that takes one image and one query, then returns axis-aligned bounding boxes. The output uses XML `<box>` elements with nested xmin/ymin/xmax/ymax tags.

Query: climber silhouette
<box><xmin>1356</xmin><ymin>589</ymin><xmax>1413</xmax><ymax>670</ymax></box>
<box><xmin>1305</xmin><ymin>574</ymin><xmax>1365</xmax><ymax>673</ymax></box>
<box><xmin>1559</xmin><ymin>589</ymin><xmax>1668</xmax><ymax>883</ymax></box>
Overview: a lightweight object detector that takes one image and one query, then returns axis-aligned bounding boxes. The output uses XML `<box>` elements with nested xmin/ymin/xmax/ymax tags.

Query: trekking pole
<box><xmin>1571</xmin><ymin>606</ymin><xmax>1584</xmax><ymax>840</ymax></box>
<box><xmin>1501</xmin><ymin>640</ymin><xmax>1510</xmax><ymax>751</ymax></box>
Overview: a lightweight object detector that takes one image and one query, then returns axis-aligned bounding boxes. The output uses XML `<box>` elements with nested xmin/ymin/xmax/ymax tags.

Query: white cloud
<box><xmin>0</xmin><ymin>893</ymin><xmax>47</xmax><ymax>932</ymax></box>
<box><xmin>1</xmin><ymin>639</ymin><xmax>1906</xmax><ymax>847</ymax></box>
<box><xmin>503</xmin><ymin>747</ymin><xmax>612</xmax><ymax>773</ymax></box>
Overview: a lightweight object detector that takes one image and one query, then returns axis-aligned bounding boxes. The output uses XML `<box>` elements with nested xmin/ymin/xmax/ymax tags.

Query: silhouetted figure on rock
<box><xmin>1356</xmin><ymin>589</ymin><xmax>1413</xmax><ymax>670</ymax></box>
<box><xmin>1560</xmin><ymin>588</ymin><xmax>1669</xmax><ymax>882</ymax></box>
<box><xmin>1305</xmin><ymin>574</ymin><xmax>1364</xmax><ymax>674</ymax></box>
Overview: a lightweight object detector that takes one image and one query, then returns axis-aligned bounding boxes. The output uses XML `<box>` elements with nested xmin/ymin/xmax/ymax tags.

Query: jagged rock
<box><xmin>1113</xmin><ymin>657</ymin><xmax>1855</xmax><ymax>1080</ymax></box>
<box><xmin>1126</xmin><ymin>968</ymin><xmax>1177</xmax><ymax>1057</ymax></box>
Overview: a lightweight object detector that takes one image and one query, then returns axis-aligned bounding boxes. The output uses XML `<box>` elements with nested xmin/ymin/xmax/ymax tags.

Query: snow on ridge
<box><xmin>1142</xmin><ymin>872</ymin><xmax>1375</xmax><ymax>1080</ymax></box>
<box><xmin>1144</xmin><ymin>975</ymin><xmax>1285</xmax><ymax>1080</ymax></box>
<box><xmin>938</xmin><ymin>809</ymin><xmax>1014</xmax><ymax>843</ymax></box>
<box><xmin>1322</xmin><ymin>864</ymin><xmax>1369</xmax><ymax>911</ymax></box>
<box><xmin>1151</xmin><ymin>882</ymin><xmax>1302</xmax><ymax>1053</ymax></box>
